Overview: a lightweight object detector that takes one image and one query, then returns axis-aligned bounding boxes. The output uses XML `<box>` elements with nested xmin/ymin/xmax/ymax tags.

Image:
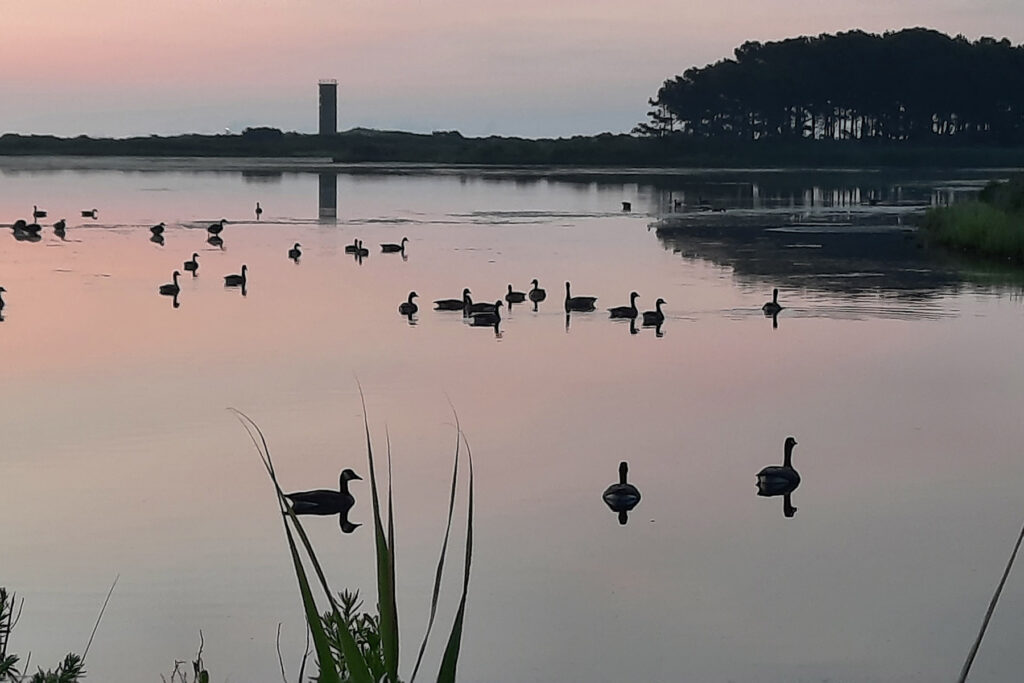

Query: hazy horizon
<box><xmin>3</xmin><ymin>0</ymin><xmax>1023</xmax><ymax>139</ymax></box>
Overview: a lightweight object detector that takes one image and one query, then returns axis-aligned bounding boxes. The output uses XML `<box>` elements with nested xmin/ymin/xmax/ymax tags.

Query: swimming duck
<box><xmin>285</xmin><ymin>468</ymin><xmax>363</xmax><ymax>533</ymax></box>
<box><xmin>642</xmin><ymin>298</ymin><xmax>665</xmax><ymax>326</ymax></box>
<box><xmin>344</xmin><ymin>239</ymin><xmax>360</xmax><ymax>254</ymax></box>
<box><xmin>53</xmin><ymin>219</ymin><xmax>66</xmax><ymax>233</ymax></box>
<box><xmin>24</xmin><ymin>222</ymin><xmax>42</xmax><ymax>236</ymax></box>
<box><xmin>355</xmin><ymin>240</ymin><xmax>369</xmax><ymax>257</ymax></box>
<box><xmin>150</xmin><ymin>222</ymin><xmax>165</xmax><ymax>236</ymax></box>
<box><xmin>399</xmin><ymin>291</ymin><xmax>419</xmax><ymax>315</ymax></box>
<box><xmin>603</xmin><ymin>461</ymin><xmax>641</xmax><ymax>524</ymax></box>
<box><xmin>470</xmin><ymin>301</ymin><xmax>503</xmax><ymax>326</ymax></box>
<box><xmin>32</xmin><ymin>205</ymin><xmax>47</xmax><ymax>220</ymax></box>
<box><xmin>505</xmin><ymin>284</ymin><xmax>526</xmax><ymax>304</ymax></box>
<box><xmin>528</xmin><ymin>279</ymin><xmax>546</xmax><ymax>303</ymax></box>
<box><xmin>224</xmin><ymin>264</ymin><xmax>247</xmax><ymax>287</ymax></box>
<box><xmin>207</xmin><ymin>219</ymin><xmax>227</xmax><ymax>236</ymax></box>
<box><xmin>435</xmin><ymin>288</ymin><xmax>470</xmax><ymax>311</ymax></box>
<box><xmin>464</xmin><ymin>291</ymin><xmax>499</xmax><ymax>315</ymax></box>
<box><xmin>184</xmin><ymin>253</ymin><xmax>199</xmax><ymax>274</ymax></box>
<box><xmin>762</xmin><ymin>288</ymin><xmax>783</xmax><ymax>315</ymax></box>
<box><xmin>81</xmin><ymin>209</ymin><xmax>98</xmax><ymax>219</ymax></box>
<box><xmin>756</xmin><ymin>437</ymin><xmax>801</xmax><ymax>496</ymax></box>
<box><xmin>564</xmin><ymin>281</ymin><xmax>597</xmax><ymax>312</ymax></box>
<box><xmin>288</xmin><ymin>242</ymin><xmax>301</xmax><ymax>260</ymax></box>
<box><xmin>608</xmin><ymin>291</ymin><xmax>640</xmax><ymax>319</ymax></box>
<box><xmin>159</xmin><ymin>271</ymin><xmax>181</xmax><ymax>296</ymax></box>
<box><xmin>255</xmin><ymin>202</ymin><xmax>263</xmax><ymax>221</ymax></box>
<box><xmin>381</xmin><ymin>237</ymin><xmax>408</xmax><ymax>253</ymax></box>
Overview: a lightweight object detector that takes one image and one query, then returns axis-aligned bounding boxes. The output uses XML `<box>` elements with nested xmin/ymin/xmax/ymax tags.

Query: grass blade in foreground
<box><xmin>410</xmin><ymin>414</ymin><xmax>462</xmax><ymax>683</ymax></box>
<box><xmin>437</xmin><ymin>433</ymin><xmax>474</xmax><ymax>683</ymax></box>
<box><xmin>232</xmin><ymin>409</ymin><xmax>370</xmax><ymax>683</ymax></box>
<box><xmin>358</xmin><ymin>385</ymin><xmax>400</xmax><ymax>682</ymax></box>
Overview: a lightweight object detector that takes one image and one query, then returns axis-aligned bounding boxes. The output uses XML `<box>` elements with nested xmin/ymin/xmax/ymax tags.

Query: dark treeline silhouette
<box><xmin>637</xmin><ymin>28</ymin><xmax>1024</xmax><ymax>144</ymax></box>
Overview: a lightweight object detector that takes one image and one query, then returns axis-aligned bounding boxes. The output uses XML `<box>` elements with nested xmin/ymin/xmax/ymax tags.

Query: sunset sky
<box><xmin>3</xmin><ymin>0</ymin><xmax>1022</xmax><ymax>138</ymax></box>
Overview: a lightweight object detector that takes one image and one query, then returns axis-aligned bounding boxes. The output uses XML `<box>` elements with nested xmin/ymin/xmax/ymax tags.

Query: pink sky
<box><xmin>2</xmin><ymin>0</ymin><xmax>1022</xmax><ymax>137</ymax></box>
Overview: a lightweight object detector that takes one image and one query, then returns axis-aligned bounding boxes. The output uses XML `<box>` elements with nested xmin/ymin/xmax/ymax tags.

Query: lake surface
<box><xmin>2</xmin><ymin>160</ymin><xmax>1024</xmax><ymax>682</ymax></box>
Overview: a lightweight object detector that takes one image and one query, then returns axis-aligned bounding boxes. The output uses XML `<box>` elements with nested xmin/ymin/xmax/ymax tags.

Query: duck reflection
<box><xmin>770</xmin><ymin>311</ymin><xmax>779</xmax><ymax>330</ymax></box>
<box><xmin>207</xmin><ymin>235</ymin><xmax>224</xmax><ymax>249</ymax></box>
<box><xmin>150</xmin><ymin>233</ymin><xmax>165</xmax><ymax>246</ymax></box>
<box><xmin>603</xmin><ymin>461</ymin><xmax>641</xmax><ymax>525</ymax></box>
<box><xmin>628</xmin><ymin>318</ymin><xmax>638</xmax><ymax>335</ymax></box>
<box><xmin>284</xmin><ymin>468</ymin><xmax>362</xmax><ymax>534</ymax></box>
<box><xmin>756</xmin><ymin>437</ymin><xmax>801</xmax><ymax>517</ymax></box>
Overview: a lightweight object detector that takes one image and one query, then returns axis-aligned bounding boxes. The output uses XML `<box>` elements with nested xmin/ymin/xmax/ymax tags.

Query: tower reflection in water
<box><xmin>319</xmin><ymin>172</ymin><xmax>338</xmax><ymax>220</ymax></box>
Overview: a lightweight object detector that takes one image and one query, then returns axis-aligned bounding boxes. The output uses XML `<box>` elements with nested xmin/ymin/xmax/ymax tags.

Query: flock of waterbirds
<box><xmin>2</xmin><ymin>202</ymin><xmax>787</xmax><ymax>327</ymax></box>
<box><xmin>293</xmin><ymin>435</ymin><xmax>801</xmax><ymax>534</ymax></box>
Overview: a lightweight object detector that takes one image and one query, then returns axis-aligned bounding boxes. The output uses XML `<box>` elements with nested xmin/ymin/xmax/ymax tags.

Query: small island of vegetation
<box><xmin>921</xmin><ymin>177</ymin><xmax>1024</xmax><ymax>264</ymax></box>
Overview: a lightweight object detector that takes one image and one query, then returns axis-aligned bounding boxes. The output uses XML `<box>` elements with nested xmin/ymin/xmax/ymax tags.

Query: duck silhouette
<box><xmin>184</xmin><ymin>253</ymin><xmax>199</xmax><ymax>275</ymax></box>
<box><xmin>642</xmin><ymin>298</ymin><xmax>665</xmax><ymax>326</ymax></box>
<box><xmin>435</xmin><ymin>288</ymin><xmax>470</xmax><ymax>311</ymax></box>
<box><xmin>381</xmin><ymin>237</ymin><xmax>408</xmax><ymax>253</ymax></box>
<box><xmin>756</xmin><ymin>437</ymin><xmax>801</xmax><ymax>498</ymax></box>
<box><xmin>603</xmin><ymin>461</ymin><xmax>642</xmax><ymax>525</ymax></box>
<box><xmin>159</xmin><ymin>271</ymin><xmax>181</xmax><ymax>296</ymax></box>
<box><xmin>285</xmin><ymin>468</ymin><xmax>362</xmax><ymax>534</ymax></box>
<box><xmin>288</xmin><ymin>242</ymin><xmax>301</xmax><ymax>261</ymax></box>
<box><xmin>564</xmin><ymin>281</ymin><xmax>597</xmax><ymax>312</ymax></box>
<box><xmin>399</xmin><ymin>291</ymin><xmax>419</xmax><ymax>315</ymax></box>
<box><xmin>762</xmin><ymin>288</ymin><xmax>783</xmax><ymax>316</ymax></box>
<box><xmin>609</xmin><ymin>292</ymin><xmax>640</xmax><ymax>319</ymax></box>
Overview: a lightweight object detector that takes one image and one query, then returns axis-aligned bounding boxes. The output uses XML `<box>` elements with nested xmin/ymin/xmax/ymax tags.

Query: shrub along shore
<box><xmin>4</xmin><ymin>129</ymin><xmax>1024</xmax><ymax>168</ymax></box>
<box><xmin>920</xmin><ymin>177</ymin><xmax>1024</xmax><ymax>264</ymax></box>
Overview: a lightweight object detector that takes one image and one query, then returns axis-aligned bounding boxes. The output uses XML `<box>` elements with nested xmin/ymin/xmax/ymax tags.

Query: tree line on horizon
<box><xmin>636</xmin><ymin>28</ymin><xmax>1024</xmax><ymax>144</ymax></box>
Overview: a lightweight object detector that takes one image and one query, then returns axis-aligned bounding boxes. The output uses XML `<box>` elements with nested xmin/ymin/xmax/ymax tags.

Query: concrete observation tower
<box><xmin>319</xmin><ymin>79</ymin><xmax>337</xmax><ymax>136</ymax></box>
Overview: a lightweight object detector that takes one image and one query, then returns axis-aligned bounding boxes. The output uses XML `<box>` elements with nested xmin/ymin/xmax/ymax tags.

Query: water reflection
<box><xmin>207</xmin><ymin>235</ymin><xmax>224</xmax><ymax>249</ymax></box>
<box><xmin>318</xmin><ymin>172</ymin><xmax>338</xmax><ymax>219</ymax></box>
<box><xmin>756</xmin><ymin>437</ymin><xmax>801</xmax><ymax>518</ymax></box>
<box><xmin>284</xmin><ymin>468</ymin><xmax>362</xmax><ymax>534</ymax></box>
<box><xmin>150</xmin><ymin>234</ymin><xmax>165</xmax><ymax>247</ymax></box>
<box><xmin>603</xmin><ymin>461</ymin><xmax>641</xmax><ymax>525</ymax></box>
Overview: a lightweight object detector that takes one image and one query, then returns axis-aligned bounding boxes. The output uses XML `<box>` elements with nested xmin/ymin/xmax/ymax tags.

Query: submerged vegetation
<box><xmin>234</xmin><ymin>394</ymin><xmax>474</xmax><ymax>683</ymax></box>
<box><xmin>920</xmin><ymin>177</ymin><xmax>1024</xmax><ymax>263</ymax></box>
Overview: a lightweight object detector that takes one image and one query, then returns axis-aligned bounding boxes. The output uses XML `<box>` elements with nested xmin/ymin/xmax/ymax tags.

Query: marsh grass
<box><xmin>234</xmin><ymin>389</ymin><xmax>474</xmax><ymax>683</ymax></box>
<box><xmin>0</xmin><ymin>589</ymin><xmax>86</xmax><ymax>683</ymax></box>
<box><xmin>921</xmin><ymin>177</ymin><xmax>1024</xmax><ymax>264</ymax></box>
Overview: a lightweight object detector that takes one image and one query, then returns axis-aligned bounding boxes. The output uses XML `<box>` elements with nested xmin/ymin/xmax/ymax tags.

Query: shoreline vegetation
<box><xmin>920</xmin><ymin>177</ymin><xmax>1024</xmax><ymax>263</ymax></box>
<box><xmin>3</xmin><ymin>130</ymin><xmax>1024</xmax><ymax>168</ymax></box>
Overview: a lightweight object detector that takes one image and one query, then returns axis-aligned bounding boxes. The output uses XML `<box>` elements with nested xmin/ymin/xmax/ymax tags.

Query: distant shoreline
<box><xmin>4</xmin><ymin>129</ymin><xmax>1024</xmax><ymax>169</ymax></box>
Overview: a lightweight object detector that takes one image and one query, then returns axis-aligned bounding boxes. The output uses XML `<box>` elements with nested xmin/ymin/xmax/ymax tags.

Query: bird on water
<box><xmin>399</xmin><ymin>291</ymin><xmax>419</xmax><ymax>315</ymax></box>
<box><xmin>288</xmin><ymin>242</ymin><xmax>301</xmax><ymax>260</ymax></box>
<box><xmin>642</xmin><ymin>298</ymin><xmax>665</xmax><ymax>326</ymax></box>
<box><xmin>255</xmin><ymin>202</ymin><xmax>263</xmax><ymax>221</ymax></box>
<box><xmin>505</xmin><ymin>284</ymin><xmax>526</xmax><ymax>305</ymax></box>
<box><xmin>208</xmin><ymin>219</ymin><xmax>227</xmax><ymax>236</ymax></box>
<box><xmin>608</xmin><ymin>291</ymin><xmax>640</xmax><ymax>319</ymax></box>
<box><xmin>159</xmin><ymin>271</ymin><xmax>181</xmax><ymax>296</ymax></box>
<box><xmin>564</xmin><ymin>281</ymin><xmax>597</xmax><ymax>312</ymax></box>
<box><xmin>762</xmin><ymin>288</ymin><xmax>783</xmax><ymax>315</ymax></box>
<box><xmin>435</xmin><ymin>288</ymin><xmax>470</xmax><ymax>311</ymax></box>
<box><xmin>285</xmin><ymin>468</ymin><xmax>363</xmax><ymax>534</ymax></box>
<box><xmin>150</xmin><ymin>222</ymin><xmax>166</xmax><ymax>236</ymax></box>
<box><xmin>381</xmin><ymin>236</ymin><xmax>408</xmax><ymax>253</ymax></box>
<box><xmin>603</xmin><ymin>461</ymin><xmax>641</xmax><ymax>524</ymax></box>
<box><xmin>470</xmin><ymin>301</ymin><xmax>503</xmax><ymax>326</ymax></box>
<box><xmin>756</xmin><ymin>437</ymin><xmax>801</xmax><ymax>496</ymax></box>
<box><xmin>529</xmin><ymin>279</ymin><xmax>546</xmax><ymax>303</ymax></box>
<box><xmin>184</xmin><ymin>253</ymin><xmax>199</xmax><ymax>274</ymax></box>
<box><xmin>224</xmin><ymin>264</ymin><xmax>247</xmax><ymax>287</ymax></box>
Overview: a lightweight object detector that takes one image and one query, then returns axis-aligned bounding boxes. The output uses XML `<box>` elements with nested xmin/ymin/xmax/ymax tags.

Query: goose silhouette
<box><xmin>529</xmin><ymin>279</ymin><xmax>546</xmax><ymax>303</ymax></box>
<box><xmin>32</xmin><ymin>205</ymin><xmax>47</xmax><ymax>220</ymax></box>
<box><xmin>184</xmin><ymin>253</ymin><xmax>199</xmax><ymax>274</ymax></box>
<box><xmin>255</xmin><ymin>202</ymin><xmax>263</xmax><ymax>221</ymax></box>
<box><xmin>285</xmin><ymin>468</ymin><xmax>362</xmax><ymax>534</ymax></box>
<box><xmin>344</xmin><ymin>238</ymin><xmax>360</xmax><ymax>254</ymax></box>
<box><xmin>159</xmin><ymin>271</ymin><xmax>181</xmax><ymax>296</ymax></box>
<box><xmin>207</xmin><ymin>219</ymin><xmax>227</xmax><ymax>236</ymax></box>
<box><xmin>381</xmin><ymin>237</ymin><xmax>408</xmax><ymax>253</ymax></box>
<box><xmin>564</xmin><ymin>282</ymin><xmax>597</xmax><ymax>312</ymax></box>
<box><xmin>224</xmin><ymin>264</ymin><xmax>247</xmax><ymax>287</ymax></box>
<box><xmin>399</xmin><ymin>291</ymin><xmax>419</xmax><ymax>315</ymax></box>
<box><xmin>435</xmin><ymin>288</ymin><xmax>470</xmax><ymax>311</ymax></box>
<box><xmin>505</xmin><ymin>284</ymin><xmax>526</xmax><ymax>304</ymax></box>
<box><xmin>288</xmin><ymin>243</ymin><xmax>301</xmax><ymax>260</ymax></box>
<box><xmin>470</xmin><ymin>301</ymin><xmax>503</xmax><ymax>326</ymax></box>
<box><xmin>150</xmin><ymin>222</ymin><xmax>165</xmax><ymax>236</ymax></box>
<box><xmin>642</xmin><ymin>298</ymin><xmax>665</xmax><ymax>326</ymax></box>
<box><xmin>756</xmin><ymin>437</ymin><xmax>801</xmax><ymax>497</ymax></box>
<box><xmin>608</xmin><ymin>292</ymin><xmax>640</xmax><ymax>319</ymax></box>
<box><xmin>762</xmin><ymin>288</ymin><xmax>783</xmax><ymax>316</ymax></box>
<box><xmin>81</xmin><ymin>209</ymin><xmax>98</xmax><ymax>219</ymax></box>
<box><xmin>603</xmin><ymin>461</ymin><xmax>641</xmax><ymax>524</ymax></box>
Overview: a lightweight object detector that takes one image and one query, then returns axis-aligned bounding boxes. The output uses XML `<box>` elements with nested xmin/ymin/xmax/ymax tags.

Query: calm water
<box><xmin>3</xmin><ymin>160</ymin><xmax>1024</xmax><ymax>682</ymax></box>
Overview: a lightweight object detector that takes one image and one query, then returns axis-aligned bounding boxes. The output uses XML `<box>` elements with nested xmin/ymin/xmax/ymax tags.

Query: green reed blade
<box><xmin>233</xmin><ymin>409</ymin><xmax>370</xmax><ymax>683</ymax></box>
<box><xmin>437</xmin><ymin>433</ymin><xmax>474</xmax><ymax>683</ymax></box>
<box><xmin>357</xmin><ymin>383</ymin><xmax>400</xmax><ymax>683</ymax></box>
<box><xmin>410</xmin><ymin>413</ymin><xmax>461</xmax><ymax>683</ymax></box>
